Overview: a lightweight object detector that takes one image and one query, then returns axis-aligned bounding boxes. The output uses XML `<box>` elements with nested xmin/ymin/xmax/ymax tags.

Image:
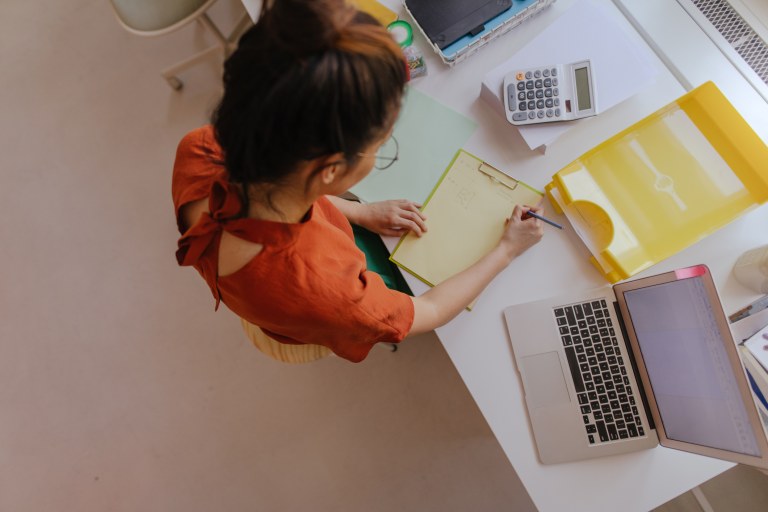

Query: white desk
<box><xmin>241</xmin><ymin>1</ymin><xmax>768</xmax><ymax>509</ymax></box>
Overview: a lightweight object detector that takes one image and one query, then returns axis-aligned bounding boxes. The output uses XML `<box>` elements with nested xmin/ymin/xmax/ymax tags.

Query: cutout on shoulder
<box><xmin>218</xmin><ymin>231</ymin><xmax>264</xmax><ymax>277</ymax></box>
<box><xmin>179</xmin><ymin>198</ymin><xmax>209</xmax><ymax>234</ymax></box>
<box><xmin>180</xmin><ymin>197</ymin><xmax>263</xmax><ymax>276</ymax></box>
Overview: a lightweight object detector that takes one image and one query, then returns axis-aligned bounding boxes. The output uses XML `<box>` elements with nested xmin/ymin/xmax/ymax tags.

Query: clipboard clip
<box><xmin>477</xmin><ymin>162</ymin><xmax>519</xmax><ymax>191</ymax></box>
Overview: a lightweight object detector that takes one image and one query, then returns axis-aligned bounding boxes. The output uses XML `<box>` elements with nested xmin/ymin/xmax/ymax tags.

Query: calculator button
<box><xmin>534</xmin><ymin>70</ymin><xmax>541</xmax><ymax>78</ymax></box>
<box><xmin>543</xmin><ymin>69</ymin><xmax>550</xmax><ymax>77</ymax></box>
<box><xmin>526</xmin><ymin>90</ymin><xmax>535</xmax><ymax>100</ymax></box>
<box><xmin>518</xmin><ymin>91</ymin><xmax>526</xmax><ymax>101</ymax></box>
<box><xmin>544</xmin><ymin>78</ymin><xmax>552</xmax><ymax>87</ymax></box>
<box><xmin>525</xmin><ymin>71</ymin><xmax>533</xmax><ymax>79</ymax></box>
<box><xmin>553</xmin><ymin>87</ymin><xmax>559</xmax><ymax>96</ymax></box>
<box><xmin>537</xmin><ymin>111</ymin><xmax>545</xmax><ymax>118</ymax></box>
<box><xmin>507</xmin><ymin>85</ymin><xmax>516</xmax><ymax>110</ymax></box>
<box><xmin>526</xmin><ymin>80</ymin><xmax>534</xmax><ymax>90</ymax></box>
<box><xmin>535</xmin><ymin>89</ymin><xmax>544</xmax><ymax>99</ymax></box>
<box><xmin>516</xmin><ymin>72</ymin><xmax>525</xmax><ymax>80</ymax></box>
<box><xmin>519</xmin><ymin>102</ymin><xmax>527</xmax><ymax>111</ymax></box>
<box><xmin>545</xmin><ymin>88</ymin><xmax>553</xmax><ymax>98</ymax></box>
<box><xmin>534</xmin><ymin>79</ymin><xmax>543</xmax><ymax>88</ymax></box>
<box><xmin>528</xmin><ymin>112</ymin><xmax>535</xmax><ymax>119</ymax></box>
<box><xmin>545</xmin><ymin>98</ymin><xmax>553</xmax><ymax>108</ymax></box>
<box><xmin>546</xmin><ymin>109</ymin><xmax>554</xmax><ymax>117</ymax></box>
<box><xmin>551</xmin><ymin>68</ymin><xmax>557</xmax><ymax>76</ymax></box>
<box><xmin>527</xmin><ymin>100</ymin><xmax>536</xmax><ymax>110</ymax></box>
<box><xmin>536</xmin><ymin>99</ymin><xmax>545</xmax><ymax>109</ymax></box>
<box><xmin>517</xmin><ymin>82</ymin><xmax>526</xmax><ymax>91</ymax></box>
<box><xmin>553</xmin><ymin>78</ymin><xmax>559</xmax><ymax>86</ymax></box>
<box><xmin>555</xmin><ymin>108</ymin><xmax>561</xmax><ymax>116</ymax></box>
<box><xmin>554</xmin><ymin>98</ymin><xmax>560</xmax><ymax>106</ymax></box>
<box><xmin>512</xmin><ymin>112</ymin><xmax>528</xmax><ymax>121</ymax></box>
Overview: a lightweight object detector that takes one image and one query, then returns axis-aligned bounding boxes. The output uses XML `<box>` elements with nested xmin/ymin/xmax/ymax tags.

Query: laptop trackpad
<box><xmin>521</xmin><ymin>352</ymin><xmax>571</xmax><ymax>408</ymax></box>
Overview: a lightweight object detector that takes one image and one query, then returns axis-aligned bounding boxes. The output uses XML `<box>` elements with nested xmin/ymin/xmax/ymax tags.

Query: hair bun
<box><xmin>260</xmin><ymin>0</ymin><xmax>357</xmax><ymax>56</ymax></box>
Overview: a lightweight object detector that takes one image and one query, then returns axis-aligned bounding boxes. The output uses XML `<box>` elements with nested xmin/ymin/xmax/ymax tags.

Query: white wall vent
<box><xmin>677</xmin><ymin>0</ymin><xmax>768</xmax><ymax>101</ymax></box>
<box><xmin>692</xmin><ymin>0</ymin><xmax>768</xmax><ymax>84</ymax></box>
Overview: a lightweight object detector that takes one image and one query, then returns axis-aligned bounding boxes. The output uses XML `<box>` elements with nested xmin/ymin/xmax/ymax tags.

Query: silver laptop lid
<box><xmin>614</xmin><ymin>264</ymin><xmax>768</xmax><ymax>469</ymax></box>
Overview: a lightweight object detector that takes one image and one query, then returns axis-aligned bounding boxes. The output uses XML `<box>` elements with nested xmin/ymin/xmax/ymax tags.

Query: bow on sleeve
<box><xmin>175</xmin><ymin>178</ymin><xmax>244</xmax><ymax>308</ymax></box>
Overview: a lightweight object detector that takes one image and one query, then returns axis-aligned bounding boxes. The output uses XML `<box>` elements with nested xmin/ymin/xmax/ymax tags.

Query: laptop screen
<box><xmin>622</xmin><ymin>275</ymin><xmax>761</xmax><ymax>456</ymax></box>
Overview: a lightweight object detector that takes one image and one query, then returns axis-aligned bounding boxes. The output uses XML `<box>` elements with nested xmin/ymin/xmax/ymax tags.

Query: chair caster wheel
<box><xmin>166</xmin><ymin>76</ymin><xmax>183</xmax><ymax>91</ymax></box>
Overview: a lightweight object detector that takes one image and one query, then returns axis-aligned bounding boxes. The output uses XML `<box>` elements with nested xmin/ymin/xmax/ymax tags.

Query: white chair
<box><xmin>110</xmin><ymin>0</ymin><xmax>252</xmax><ymax>90</ymax></box>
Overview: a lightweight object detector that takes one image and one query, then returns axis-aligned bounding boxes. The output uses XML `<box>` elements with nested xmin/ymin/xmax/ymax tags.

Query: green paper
<box><xmin>350</xmin><ymin>87</ymin><xmax>477</xmax><ymax>204</ymax></box>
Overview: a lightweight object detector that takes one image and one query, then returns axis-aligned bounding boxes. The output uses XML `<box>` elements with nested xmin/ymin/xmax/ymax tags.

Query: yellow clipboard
<box><xmin>390</xmin><ymin>150</ymin><xmax>543</xmax><ymax>304</ymax></box>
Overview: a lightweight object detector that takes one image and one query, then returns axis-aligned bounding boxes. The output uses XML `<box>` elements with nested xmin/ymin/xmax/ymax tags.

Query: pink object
<box><xmin>674</xmin><ymin>265</ymin><xmax>707</xmax><ymax>279</ymax></box>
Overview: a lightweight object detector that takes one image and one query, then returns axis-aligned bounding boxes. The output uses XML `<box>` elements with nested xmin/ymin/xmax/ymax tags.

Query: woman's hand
<box><xmin>498</xmin><ymin>204</ymin><xmax>545</xmax><ymax>261</ymax></box>
<box><xmin>409</xmin><ymin>203</ymin><xmax>545</xmax><ymax>335</ymax></box>
<box><xmin>357</xmin><ymin>200</ymin><xmax>428</xmax><ymax>237</ymax></box>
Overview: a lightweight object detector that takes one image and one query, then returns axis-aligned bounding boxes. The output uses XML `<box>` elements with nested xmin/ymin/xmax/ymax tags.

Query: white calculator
<box><xmin>502</xmin><ymin>60</ymin><xmax>597</xmax><ymax>125</ymax></box>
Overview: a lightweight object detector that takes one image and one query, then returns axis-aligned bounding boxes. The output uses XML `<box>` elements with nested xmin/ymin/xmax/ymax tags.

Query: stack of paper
<box><xmin>479</xmin><ymin>0</ymin><xmax>658</xmax><ymax>151</ymax></box>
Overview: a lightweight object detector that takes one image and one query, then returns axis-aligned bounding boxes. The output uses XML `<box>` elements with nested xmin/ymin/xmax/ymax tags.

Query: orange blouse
<box><xmin>172</xmin><ymin>126</ymin><xmax>414</xmax><ymax>362</ymax></box>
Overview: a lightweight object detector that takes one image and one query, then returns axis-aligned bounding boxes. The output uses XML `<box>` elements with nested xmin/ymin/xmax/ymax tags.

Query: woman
<box><xmin>172</xmin><ymin>0</ymin><xmax>544</xmax><ymax>362</ymax></box>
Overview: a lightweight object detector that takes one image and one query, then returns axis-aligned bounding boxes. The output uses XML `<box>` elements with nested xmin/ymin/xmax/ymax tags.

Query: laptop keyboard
<box><xmin>554</xmin><ymin>299</ymin><xmax>645</xmax><ymax>445</ymax></box>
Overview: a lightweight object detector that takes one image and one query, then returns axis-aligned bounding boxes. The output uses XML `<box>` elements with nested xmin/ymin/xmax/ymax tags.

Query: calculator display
<box><xmin>574</xmin><ymin>66</ymin><xmax>591</xmax><ymax>111</ymax></box>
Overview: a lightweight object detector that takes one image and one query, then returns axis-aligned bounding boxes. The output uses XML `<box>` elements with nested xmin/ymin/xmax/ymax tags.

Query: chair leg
<box><xmin>197</xmin><ymin>12</ymin><xmax>228</xmax><ymax>48</ymax></box>
<box><xmin>159</xmin><ymin>8</ymin><xmax>252</xmax><ymax>90</ymax></box>
<box><xmin>159</xmin><ymin>13</ymin><xmax>225</xmax><ymax>90</ymax></box>
<box><xmin>691</xmin><ymin>486</ymin><xmax>714</xmax><ymax>512</ymax></box>
<box><xmin>161</xmin><ymin>44</ymin><xmax>223</xmax><ymax>90</ymax></box>
<box><xmin>226</xmin><ymin>12</ymin><xmax>253</xmax><ymax>56</ymax></box>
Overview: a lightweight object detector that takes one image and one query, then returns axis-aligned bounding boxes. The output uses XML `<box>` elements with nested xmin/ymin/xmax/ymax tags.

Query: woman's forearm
<box><xmin>407</xmin><ymin>204</ymin><xmax>545</xmax><ymax>336</ymax></box>
<box><xmin>408</xmin><ymin>245</ymin><xmax>513</xmax><ymax>335</ymax></box>
<box><xmin>325</xmin><ymin>195</ymin><xmax>364</xmax><ymax>224</ymax></box>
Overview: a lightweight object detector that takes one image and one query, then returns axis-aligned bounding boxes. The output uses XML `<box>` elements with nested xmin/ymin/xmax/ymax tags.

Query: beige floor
<box><xmin>1</xmin><ymin>1</ymin><xmax>767</xmax><ymax>511</ymax></box>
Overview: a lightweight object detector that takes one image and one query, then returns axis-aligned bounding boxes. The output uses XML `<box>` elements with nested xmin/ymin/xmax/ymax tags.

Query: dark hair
<box><xmin>212</xmin><ymin>0</ymin><xmax>407</xmax><ymax>192</ymax></box>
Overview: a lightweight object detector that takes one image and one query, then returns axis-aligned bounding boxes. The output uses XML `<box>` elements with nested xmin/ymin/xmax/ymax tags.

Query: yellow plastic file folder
<box><xmin>390</xmin><ymin>150</ymin><xmax>543</xmax><ymax>301</ymax></box>
<box><xmin>545</xmin><ymin>81</ymin><xmax>768</xmax><ymax>283</ymax></box>
<box><xmin>348</xmin><ymin>0</ymin><xmax>397</xmax><ymax>26</ymax></box>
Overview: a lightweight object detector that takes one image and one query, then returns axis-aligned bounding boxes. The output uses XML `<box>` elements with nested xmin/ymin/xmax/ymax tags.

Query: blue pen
<box><xmin>524</xmin><ymin>210</ymin><xmax>563</xmax><ymax>230</ymax></box>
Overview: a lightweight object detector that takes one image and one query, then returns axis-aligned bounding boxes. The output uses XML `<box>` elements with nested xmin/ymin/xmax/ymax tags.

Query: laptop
<box><xmin>503</xmin><ymin>264</ymin><xmax>768</xmax><ymax>467</ymax></box>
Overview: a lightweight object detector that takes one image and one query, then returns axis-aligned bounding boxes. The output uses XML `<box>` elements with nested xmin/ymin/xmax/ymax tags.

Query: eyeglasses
<box><xmin>358</xmin><ymin>135</ymin><xmax>399</xmax><ymax>170</ymax></box>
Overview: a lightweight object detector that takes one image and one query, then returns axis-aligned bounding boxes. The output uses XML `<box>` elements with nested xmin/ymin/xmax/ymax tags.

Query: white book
<box><xmin>739</xmin><ymin>345</ymin><xmax>768</xmax><ymax>435</ymax></box>
<box><xmin>745</xmin><ymin>325</ymin><xmax>768</xmax><ymax>373</ymax></box>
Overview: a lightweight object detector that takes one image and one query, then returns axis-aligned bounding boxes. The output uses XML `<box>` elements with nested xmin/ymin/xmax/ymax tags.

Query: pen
<box><xmin>524</xmin><ymin>210</ymin><xmax>563</xmax><ymax>229</ymax></box>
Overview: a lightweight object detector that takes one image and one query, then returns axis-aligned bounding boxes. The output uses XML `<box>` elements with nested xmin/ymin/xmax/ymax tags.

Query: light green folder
<box><xmin>350</xmin><ymin>87</ymin><xmax>477</xmax><ymax>204</ymax></box>
<box><xmin>390</xmin><ymin>150</ymin><xmax>543</xmax><ymax>306</ymax></box>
